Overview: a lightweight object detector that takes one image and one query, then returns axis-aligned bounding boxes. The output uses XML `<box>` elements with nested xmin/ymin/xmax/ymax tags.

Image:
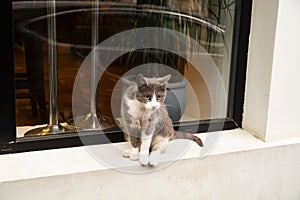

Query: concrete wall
<box><xmin>1</xmin><ymin>142</ymin><xmax>299</xmax><ymax>200</ymax></box>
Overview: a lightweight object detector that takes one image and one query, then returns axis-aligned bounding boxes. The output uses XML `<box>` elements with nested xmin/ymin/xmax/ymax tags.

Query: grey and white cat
<box><xmin>121</xmin><ymin>73</ymin><xmax>203</xmax><ymax>166</ymax></box>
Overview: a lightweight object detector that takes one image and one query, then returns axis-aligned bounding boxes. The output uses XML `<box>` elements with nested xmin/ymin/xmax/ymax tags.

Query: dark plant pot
<box><xmin>122</xmin><ymin>75</ymin><xmax>187</xmax><ymax>122</ymax></box>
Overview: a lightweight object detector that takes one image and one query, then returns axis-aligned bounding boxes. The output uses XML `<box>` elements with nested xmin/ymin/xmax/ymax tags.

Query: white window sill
<box><xmin>1</xmin><ymin>128</ymin><xmax>299</xmax><ymax>183</ymax></box>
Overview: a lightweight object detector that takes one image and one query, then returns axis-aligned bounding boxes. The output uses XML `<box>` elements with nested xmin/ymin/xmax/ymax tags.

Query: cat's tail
<box><xmin>173</xmin><ymin>131</ymin><xmax>203</xmax><ymax>147</ymax></box>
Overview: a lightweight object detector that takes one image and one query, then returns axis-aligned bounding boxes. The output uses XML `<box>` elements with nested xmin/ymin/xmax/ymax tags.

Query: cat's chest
<box><xmin>126</xmin><ymin>98</ymin><xmax>145</xmax><ymax>118</ymax></box>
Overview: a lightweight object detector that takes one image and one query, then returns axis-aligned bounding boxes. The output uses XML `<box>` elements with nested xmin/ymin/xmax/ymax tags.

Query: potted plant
<box><xmin>68</xmin><ymin>0</ymin><xmax>235</xmax><ymax>122</ymax></box>
<box><xmin>120</xmin><ymin>0</ymin><xmax>235</xmax><ymax>121</ymax></box>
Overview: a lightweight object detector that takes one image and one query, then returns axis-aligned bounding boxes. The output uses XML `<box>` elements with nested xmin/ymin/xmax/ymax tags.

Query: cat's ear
<box><xmin>136</xmin><ymin>73</ymin><xmax>147</xmax><ymax>87</ymax></box>
<box><xmin>158</xmin><ymin>74</ymin><xmax>171</xmax><ymax>86</ymax></box>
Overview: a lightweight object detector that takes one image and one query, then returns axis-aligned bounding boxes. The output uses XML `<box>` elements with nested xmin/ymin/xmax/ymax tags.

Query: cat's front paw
<box><xmin>122</xmin><ymin>149</ymin><xmax>131</xmax><ymax>158</ymax></box>
<box><xmin>149</xmin><ymin>151</ymin><xmax>160</xmax><ymax>166</ymax></box>
<box><xmin>139</xmin><ymin>154</ymin><xmax>149</xmax><ymax>166</ymax></box>
<box><xmin>129</xmin><ymin>152</ymin><xmax>139</xmax><ymax>161</ymax></box>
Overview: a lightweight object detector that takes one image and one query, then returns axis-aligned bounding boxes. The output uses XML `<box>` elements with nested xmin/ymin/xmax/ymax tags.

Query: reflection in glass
<box><xmin>13</xmin><ymin>0</ymin><xmax>236</xmax><ymax>137</ymax></box>
<box><xmin>23</xmin><ymin>0</ymin><xmax>71</xmax><ymax>136</ymax></box>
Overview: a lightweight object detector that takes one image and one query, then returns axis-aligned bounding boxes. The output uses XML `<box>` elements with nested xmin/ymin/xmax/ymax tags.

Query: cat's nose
<box><xmin>151</xmin><ymin>103</ymin><xmax>160</xmax><ymax>110</ymax></box>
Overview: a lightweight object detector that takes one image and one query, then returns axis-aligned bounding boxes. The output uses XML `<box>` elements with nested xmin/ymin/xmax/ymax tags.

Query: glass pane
<box><xmin>13</xmin><ymin>0</ymin><xmax>236</xmax><ymax>138</ymax></box>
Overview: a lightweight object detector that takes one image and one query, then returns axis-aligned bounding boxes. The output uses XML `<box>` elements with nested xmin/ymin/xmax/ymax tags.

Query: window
<box><xmin>0</xmin><ymin>0</ymin><xmax>252</xmax><ymax>154</ymax></box>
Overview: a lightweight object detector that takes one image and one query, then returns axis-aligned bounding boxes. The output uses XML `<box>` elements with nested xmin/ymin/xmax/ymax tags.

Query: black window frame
<box><xmin>0</xmin><ymin>0</ymin><xmax>253</xmax><ymax>154</ymax></box>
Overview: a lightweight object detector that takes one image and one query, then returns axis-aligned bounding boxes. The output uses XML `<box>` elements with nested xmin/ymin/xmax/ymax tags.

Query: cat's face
<box><xmin>135</xmin><ymin>74</ymin><xmax>171</xmax><ymax>110</ymax></box>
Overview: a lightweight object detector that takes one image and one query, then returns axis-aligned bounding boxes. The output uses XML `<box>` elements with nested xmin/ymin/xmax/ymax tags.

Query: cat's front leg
<box><xmin>139</xmin><ymin>132</ymin><xmax>152</xmax><ymax>166</ymax></box>
<box><xmin>123</xmin><ymin>125</ymin><xmax>141</xmax><ymax>160</ymax></box>
<box><xmin>149</xmin><ymin>136</ymin><xmax>169</xmax><ymax>166</ymax></box>
<box><xmin>128</xmin><ymin>135</ymin><xmax>140</xmax><ymax>160</ymax></box>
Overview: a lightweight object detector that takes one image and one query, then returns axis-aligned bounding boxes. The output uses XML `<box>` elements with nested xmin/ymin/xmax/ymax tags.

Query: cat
<box><xmin>121</xmin><ymin>73</ymin><xmax>203</xmax><ymax>166</ymax></box>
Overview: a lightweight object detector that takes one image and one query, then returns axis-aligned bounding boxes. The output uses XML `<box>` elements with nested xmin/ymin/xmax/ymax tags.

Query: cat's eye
<box><xmin>156</xmin><ymin>95</ymin><xmax>162</xmax><ymax>100</ymax></box>
<box><xmin>145</xmin><ymin>95</ymin><xmax>152</xmax><ymax>101</ymax></box>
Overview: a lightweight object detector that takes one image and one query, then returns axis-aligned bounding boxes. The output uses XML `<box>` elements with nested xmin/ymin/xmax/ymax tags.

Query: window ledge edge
<box><xmin>0</xmin><ymin>129</ymin><xmax>299</xmax><ymax>183</ymax></box>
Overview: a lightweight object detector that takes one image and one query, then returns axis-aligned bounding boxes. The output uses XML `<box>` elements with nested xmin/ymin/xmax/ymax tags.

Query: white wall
<box><xmin>266</xmin><ymin>0</ymin><xmax>300</xmax><ymax>139</ymax></box>
<box><xmin>0</xmin><ymin>138</ymin><xmax>299</xmax><ymax>200</ymax></box>
<box><xmin>243</xmin><ymin>0</ymin><xmax>300</xmax><ymax>141</ymax></box>
<box><xmin>242</xmin><ymin>0</ymin><xmax>279</xmax><ymax>138</ymax></box>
